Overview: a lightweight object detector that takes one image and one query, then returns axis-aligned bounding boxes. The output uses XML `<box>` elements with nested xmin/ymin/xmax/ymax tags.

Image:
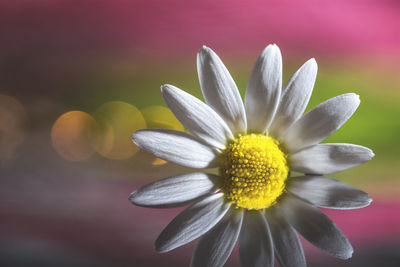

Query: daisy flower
<box><xmin>129</xmin><ymin>44</ymin><xmax>374</xmax><ymax>267</ymax></box>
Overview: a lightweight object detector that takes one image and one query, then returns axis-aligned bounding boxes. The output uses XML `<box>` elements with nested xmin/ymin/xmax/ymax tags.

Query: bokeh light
<box><xmin>0</xmin><ymin>94</ymin><xmax>28</xmax><ymax>162</ymax></box>
<box><xmin>141</xmin><ymin>105</ymin><xmax>184</xmax><ymax>131</ymax></box>
<box><xmin>92</xmin><ymin>101</ymin><xmax>146</xmax><ymax>160</ymax></box>
<box><xmin>51</xmin><ymin>111</ymin><xmax>98</xmax><ymax>161</ymax></box>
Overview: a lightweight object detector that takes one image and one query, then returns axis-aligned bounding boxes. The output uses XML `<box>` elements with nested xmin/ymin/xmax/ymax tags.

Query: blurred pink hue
<box><xmin>324</xmin><ymin>201</ymin><xmax>400</xmax><ymax>244</ymax></box>
<box><xmin>2</xmin><ymin>176</ymin><xmax>400</xmax><ymax>265</ymax></box>
<box><xmin>0</xmin><ymin>0</ymin><xmax>399</xmax><ymax>59</ymax></box>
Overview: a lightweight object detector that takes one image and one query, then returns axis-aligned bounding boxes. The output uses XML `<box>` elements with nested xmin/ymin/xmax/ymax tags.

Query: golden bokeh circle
<box><xmin>92</xmin><ymin>101</ymin><xmax>146</xmax><ymax>160</ymax></box>
<box><xmin>141</xmin><ymin>105</ymin><xmax>184</xmax><ymax>131</ymax></box>
<box><xmin>51</xmin><ymin>111</ymin><xmax>98</xmax><ymax>161</ymax></box>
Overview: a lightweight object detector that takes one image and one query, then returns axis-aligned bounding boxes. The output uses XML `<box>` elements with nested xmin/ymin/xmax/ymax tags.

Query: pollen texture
<box><xmin>220</xmin><ymin>134</ymin><xmax>289</xmax><ymax>210</ymax></box>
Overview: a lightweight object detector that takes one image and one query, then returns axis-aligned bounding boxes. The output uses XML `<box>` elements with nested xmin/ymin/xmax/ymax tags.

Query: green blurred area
<box><xmin>76</xmin><ymin>57</ymin><xmax>400</xmax><ymax>190</ymax></box>
<box><xmin>313</xmin><ymin>64</ymin><xmax>400</xmax><ymax>187</ymax></box>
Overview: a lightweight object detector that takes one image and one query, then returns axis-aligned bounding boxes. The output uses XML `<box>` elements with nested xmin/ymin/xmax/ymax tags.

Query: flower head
<box><xmin>130</xmin><ymin>44</ymin><xmax>374</xmax><ymax>267</ymax></box>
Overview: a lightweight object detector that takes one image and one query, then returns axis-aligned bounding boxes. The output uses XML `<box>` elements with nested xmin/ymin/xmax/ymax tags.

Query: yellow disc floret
<box><xmin>220</xmin><ymin>134</ymin><xmax>289</xmax><ymax>210</ymax></box>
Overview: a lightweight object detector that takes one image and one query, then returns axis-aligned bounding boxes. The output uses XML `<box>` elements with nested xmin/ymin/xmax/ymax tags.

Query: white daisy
<box><xmin>130</xmin><ymin>44</ymin><xmax>374</xmax><ymax>267</ymax></box>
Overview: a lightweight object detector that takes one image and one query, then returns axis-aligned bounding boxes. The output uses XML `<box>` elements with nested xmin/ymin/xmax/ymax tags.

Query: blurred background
<box><xmin>0</xmin><ymin>0</ymin><xmax>399</xmax><ymax>266</ymax></box>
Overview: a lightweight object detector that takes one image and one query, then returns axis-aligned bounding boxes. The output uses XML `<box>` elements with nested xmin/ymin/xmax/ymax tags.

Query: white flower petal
<box><xmin>162</xmin><ymin>84</ymin><xmax>233</xmax><ymax>150</ymax></box>
<box><xmin>265</xmin><ymin>206</ymin><xmax>306</xmax><ymax>267</ymax></box>
<box><xmin>132</xmin><ymin>129</ymin><xmax>218</xmax><ymax>169</ymax></box>
<box><xmin>239</xmin><ymin>210</ymin><xmax>274</xmax><ymax>267</ymax></box>
<box><xmin>197</xmin><ymin>46</ymin><xmax>247</xmax><ymax>135</ymax></box>
<box><xmin>190</xmin><ymin>207</ymin><xmax>243</xmax><ymax>267</ymax></box>
<box><xmin>245</xmin><ymin>44</ymin><xmax>282</xmax><ymax>133</ymax></box>
<box><xmin>155</xmin><ymin>193</ymin><xmax>230</xmax><ymax>253</ymax></box>
<box><xmin>269</xmin><ymin>58</ymin><xmax>317</xmax><ymax>137</ymax></box>
<box><xmin>282</xmin><ymin>93</ymin><xmax>360</xmax><ymax>152</ymax></box>
<box><xmin>129</xmin><ymin>173</ymin><xmax>219</xmax><ymax>208</ymax></box>
<box><xmin>288</xmin><ymin>175</ymin><xmax>372</xmax><ymax>209</ymax></box>
<box><xmin>290</xmin><ymin>143</ymin><xmax>375</xmax><ymax>174</ymax></box>
<box><xmin>280</xmin><ymin>194</ymin><xmax>354</xmax><ymax>259</ymax></box>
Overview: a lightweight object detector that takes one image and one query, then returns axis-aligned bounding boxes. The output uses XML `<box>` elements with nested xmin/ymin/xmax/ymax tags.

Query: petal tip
<box><xmin>131</xmin><ymin>130</ymin><xmax>146</xmax><ymax>149</ymax></box>
<box><xmin>342</xmin><ymin>93</ymin><xmax>360</xmax><ymax>107</ymax></box>
<box><xmin>155</xmin><ymin>239</ymin><xmax>170</xmax><ymax>253</ymax></box>
<box><xmin>301</xmin><ymin>58</ymin><xmax>318</xmax><ymax>75</ymax></box>
<box><xmin>160</xmin><ymin>84</ymin><xmax>166</xmax><ymax>92</ymax></box>
<box><xmin>345</xmin><ymin>247</ymin><xmax>354</xmax><ymax>259</ymax></box>
<box><xmin>131</xmin><ymin>132</ymin><xmax>138</xmax><ymax>142</ymax></box>
<box><xmin>342</xmin><ymin>252</ymin><xmax>353</xmax><ymax>260</ymax></box>
<box><xmin>349</xmin><ymin>93</ymin><xmax>360</xmax><ymax>101</ymax></box>
<box><xmin>128</xmin><ymin>191</ymin><xmax>139</xmax><ymax>204</ymax></box>
<box><xmin>198</xmin><ymin>45</ymin><xmax>211</xmax><ymax>55</ymax></box>
<box><xmin>308</xmin><ymin>57</ymin><xmax>317</xmax><ymax>66</ymax></box>
<box><xmin>337</xmin><ymin>243</ymin><xmax>354</xmax><ymax>260</ymax></box>
<box><xmin>161</xmin><ymin>84</ymin><xmax>173</xmax><ymax>94</ymax></box>
<box><xmin>128</xmin><ymin>190</ymin><xmax>151</xmax><ymax>207</ymax></box>
<box><xmin>368</xmin><ymin>149</ymin><xmax>375</xmax><ymax>159</ymax></box>
<box><xmin>354</xmin><ymin>94</ymin><xmax>361</xmax><ymax>105</ymax></box>
<box><xmin>154</xmin><ymin>243</ymin><xmax>162</xmax><ymax>253</ymax></box>
<box><xmin>270</xmin><ymin>43</ymin><xmax>280</xmax><ymax>49</ymax></box>
<box><xmin>366</xmin><ymin>195</ymin><xmax>373</xmax><ymax>206</ymax></box>
<box><xmin>131</xmin><ymin>132</ymin><xmax>140</xmax><ymax>144</ymax></box>
<box><xmin>264</xmin><ymin>43</ymin><xmax>281</xmax><ymax>54</ymax></box>
<box><xmin>356</xmin><ymin>194</ymin><xmax>373</xmax><ymax>209</ymax></box>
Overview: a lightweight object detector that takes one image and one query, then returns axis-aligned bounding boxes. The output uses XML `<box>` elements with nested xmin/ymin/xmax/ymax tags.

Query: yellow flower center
<box><xmin>220</xmin><ymin>134</ymin><xmax>289</xmax><ymax>210</ymax></box>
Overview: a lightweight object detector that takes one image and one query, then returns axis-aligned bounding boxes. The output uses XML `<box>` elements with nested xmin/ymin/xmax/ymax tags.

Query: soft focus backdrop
<box><xmin>1</xmin><ymin>0</ymin><xmax>399</xmax><ymax>266</ymax></box>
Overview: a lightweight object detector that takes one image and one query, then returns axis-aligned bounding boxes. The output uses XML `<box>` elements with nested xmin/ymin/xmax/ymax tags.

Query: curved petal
<box><xmin>197</xmin><ymin>46</ymin><xmax>247</xmax><ymax>135</ymax></box>
<box><xmin>280</xmin><ymin>194</ymin><xmax>354</xmax><ymax>259</ymax></box>
<box><xmin>288</xmin><ymin>175</ymin><xmax>372</xmax><ymax>209</ymax></box>
<box><xmin>155</xmin><ymin>193</ymin><xmax>230</xmax><ymax>253</ymax></box>
<box><xmin>290</xmin><ymin>143</ymin><xmax>375</xmax><ymax>174</ymax></box>
<box><xmin>282</xmin><ymin>93</ymin><xmax>360</xmax><ymax>153</ymax></box>
<box><xmin>265</xmin><ymin>206</ymin><xmax>306</xmax><ymax>267</ymax></box>
<box><xmin>239</xmin><ymin>210</ymin><xmax>274</xmax><ymax>267</ymax></box>
<box><xmin>245</xmin><ymin>44</ymin><xmax>282</xmax><ymax>133</ymax></box>
<box><xmin>190</xmin><ymin>207</ymin><xmax>243</xmax><ymax>267</ymax></box>
<box><xmin>269</xmin><ymin>58</ymin><xmax>317</xmax><ymax>137</ymax></box>
<box><xmin>162</xmin><ymin>84</ymin><xmax>233</xmax><ymax>150</ymax></box>
<box><xmin>129</xmin><ymin>172</ymin><xmax>219</xmax><ymax>208</ymax></box>
<box><xmin>132</xmin><ymin>129</ymin><xmax>218</xmax><ymax>169</ymax></box>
